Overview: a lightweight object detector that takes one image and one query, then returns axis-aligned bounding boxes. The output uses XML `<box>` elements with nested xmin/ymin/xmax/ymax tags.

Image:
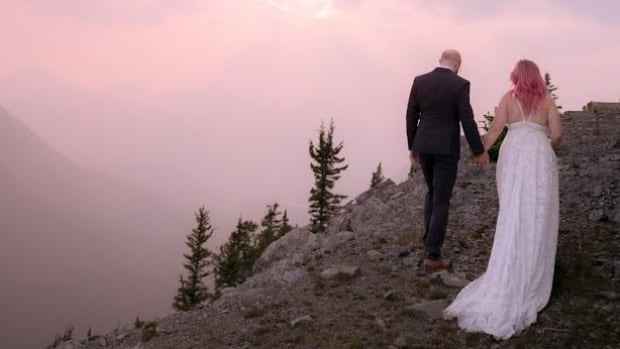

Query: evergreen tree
<box><xmin>214</xmin><ymin>219</ymin><xmax>257</xmax><ymax>289</ymax></box>
<box><xmin>370</xmin><ymin>162</ymin><xmax>385</xmax><ymax>188</ymax></box>
<box><xmin>278</xmin><ymin>210</ymin><xmax>293</xmax><ymax>238</ymax></box>
<box><xmin>256</xmin><ymin>202</ymin><xmax>282</xmax><ymax>253</ymax></box>
<box><xmin>308</xmin><ymin>120</ymin><xmax>348</xmax><ymax>233</ymax></box>
<box><xmin>479</xmin><ymin>108</ymin><xmax>506</xmax><ymax>163</ymax></box>
<box><xmin>173</xmin><ymin>207</ymin><xmax>214</xmax><ymax>311</ymax></box>
<box><xmin>545</xmin><ymin>72</ymin><xmax>562</xmax><ymax>110</ymax></box>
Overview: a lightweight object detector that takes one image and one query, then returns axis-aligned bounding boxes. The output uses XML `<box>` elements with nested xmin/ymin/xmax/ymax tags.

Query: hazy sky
<box><xmin>1</xmin><ymin>0</ymin><xmax>619</xmax><ymax>240</ymax></box>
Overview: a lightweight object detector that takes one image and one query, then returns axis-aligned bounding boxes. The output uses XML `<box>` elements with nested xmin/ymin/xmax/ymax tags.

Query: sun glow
<box><xmin>261</xmin><ymin>0</ymin><xmax>337</xmax><ymax>19</ymax></box>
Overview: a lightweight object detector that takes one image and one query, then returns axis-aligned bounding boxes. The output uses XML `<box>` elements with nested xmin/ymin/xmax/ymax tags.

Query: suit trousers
<box><xmin>418</xmin><ymin>152</ymin><xmax>458</xmax><ymax>261</ymax></box>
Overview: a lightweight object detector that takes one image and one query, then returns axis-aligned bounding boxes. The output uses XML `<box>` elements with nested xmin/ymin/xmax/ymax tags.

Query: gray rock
<box><xmin>290</xmin><ymin>315</ymin><xmax>313</xmax><ymax>327</ymax></box>
<box><xmin>613</xmin><ymin>208</ymin><xmax>620</xmax><ymax>224</ymax></box>
<box><xmin>437</xmin><ymin>271</ymin><xmax>470</xmax><ymax>288</ymax></box>
<box><xmin>401</xmin><ymin>256</ymin><xmax>418</xmax><ymax>267</ymax></box>
<box><xmin>403</xmin><ymin>300</ymin><xmax>449</xmax><ymax>321</ymax></box>
<box><xmin>367</xmin><ymin>249</ymin><xmax>383</xmax><ymax>261</ymax></box>
<box><xmin>338</xmin><ymin>265</ymin><xmax>361</xmax><ymax>278</ymax></box>
<box><xmin>59</xmin><ymin>343</ymin><xmax>74</xmax><ymax>349</ymax></box>
<box><xmin>383</xmin><ymin>290</ymin><xmax>397</xmax><ymax>301</ymax></box>
<box><xmin>254</xmin><ymin>228</ymin><xmax>317</xmax><ymax>272</ymax></box>
<box><xmin>319</xmin><ymin>267</ymin><xmax>340</xmax><ymax>280</ymax></box>
<box><xmin>588</xmin><ymin>209</ymin><xmax>605</xmax><ymax>221</ymax></box>
<box><xmin>282</xmin><ymin>268</ymin><xmax>306</xmax><ymax>284</ymax></box>
<box><xmin>320</xmin><ymin>265</ymin><xmax>361</xmax><ymax>280</ymax></box>
<box><xmin>219</xmin><ymin>287</ymin><xmax>237</xmax><ymax>296</ymax></box>
<box><xmin>389</xmin><ymin>191</ymin><xmax>406</xmax><ymax>200</ymax></box>
<box><xmin>600</xmin><ymin>291</ymin><xmax>618</xmax><ymax>301</ymax></box>
<box><xmin>321</xmin><ymin>230</ymin><xmax>354</xmax><ymax>253</ymax></box>
<box><xmin>393</xmin><ymin>336</ymin><xmax>408</xmax><ymax>348</ymax></box>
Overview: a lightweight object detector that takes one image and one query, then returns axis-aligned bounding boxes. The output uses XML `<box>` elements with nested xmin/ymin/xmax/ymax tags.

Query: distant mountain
<box><xmin>0</xmin><ymin>106</ymin><xmax>190</xmax><ymax>349</ymax></box>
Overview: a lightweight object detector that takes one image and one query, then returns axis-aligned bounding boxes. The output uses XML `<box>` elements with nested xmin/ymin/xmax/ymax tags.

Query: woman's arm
<box><xmin>483</xmin><ymin>92</ymin><xmax>510</xmax><ymax>151</ymax></box>
<box><xmin>546</xmin><ymin>95</ymin><xmax>562</xmax><ymax>146</ymax></box>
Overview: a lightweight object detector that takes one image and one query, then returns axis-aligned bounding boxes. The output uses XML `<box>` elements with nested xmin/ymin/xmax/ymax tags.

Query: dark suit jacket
<box><xmin>406</xmin><ymin>67</ymin><xmax>484</xmax><ymax>158</ymax></box>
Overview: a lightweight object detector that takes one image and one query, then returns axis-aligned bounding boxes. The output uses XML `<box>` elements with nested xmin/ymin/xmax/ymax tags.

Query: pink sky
<box><xmin>1</xmin><ymin>0</ymin><xmax>619</xmax><ymax>240</ymax></box>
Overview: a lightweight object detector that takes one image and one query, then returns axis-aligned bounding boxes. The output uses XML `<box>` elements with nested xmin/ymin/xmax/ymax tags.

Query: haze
<box><xmin>1</xmin><ymin>1</ymin><xmax>619</xmax><ymax>348</ymax></box>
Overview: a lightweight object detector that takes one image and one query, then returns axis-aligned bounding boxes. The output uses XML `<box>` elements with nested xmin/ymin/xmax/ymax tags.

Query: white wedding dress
<box><xmin>443</xmin><ymin>101</ymin><xmax>559</xmax><ymax>339</ymax></box>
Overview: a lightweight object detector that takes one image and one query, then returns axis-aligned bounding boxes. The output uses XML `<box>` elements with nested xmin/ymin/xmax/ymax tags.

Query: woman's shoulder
<box><xmin>499</xmin><ymin>91</ymin><xmax>514</xmax><ymax>105</ymax></box>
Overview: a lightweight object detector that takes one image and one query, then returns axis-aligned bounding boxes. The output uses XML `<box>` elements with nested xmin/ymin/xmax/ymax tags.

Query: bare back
<box><xmin>484</xmin><ymin>92</ymin><xmax>563</xmax><ymax>149</ymax></box>
<box><xmin>507</xmin><ymin>94</ymin><xmax>553</xmax><ymax>126</ymax></box>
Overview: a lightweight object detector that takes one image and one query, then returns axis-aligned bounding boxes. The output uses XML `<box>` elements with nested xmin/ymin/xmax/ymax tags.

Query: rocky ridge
<box><xmin>54</xmin><ymin>111</ymin><xmax>619</xmax><ymax>349</ymax></box>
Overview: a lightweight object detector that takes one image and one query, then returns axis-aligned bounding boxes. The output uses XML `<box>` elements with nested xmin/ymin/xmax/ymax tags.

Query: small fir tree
<box><xmin>256</xmin><ymin>202</ymin><xmax>282</xmax><ymax>253</ymax></box>
<box><xmin>135</xmin><ymin>316</ymin><xmax>145</xmax><ymax>329</ymax></box>
<box><xmin>214</xmin><ymin>219</ymin><xmax>257</xmax><ymax>289</ymax></box>
<box><xmin>308</xmin><ymin>120</ymin><xmax>348</xmax><ymax>233</ymax></box>
<box><xmin>173</xmin><ymin>207</ymin><xmax>214</xmax><ymax>311</ymax></box>
<box><xmin>370</xmin><ymin>162</ymin><xmax>385</xmax><ymax>188</ymax></box>
<box><xmin>278</xmin><ymin>210</ymin><xmax>293</xmax><ymax>238</ymax></box>
<box><xmin>545</xmin><ymin>72</ymin><xmax>562</xmax><ymax>110</ymax></box>
<box><xmin>408</xmin><ymin>164</ymin><xmax>417</xmax><ymax>179</ymax></box>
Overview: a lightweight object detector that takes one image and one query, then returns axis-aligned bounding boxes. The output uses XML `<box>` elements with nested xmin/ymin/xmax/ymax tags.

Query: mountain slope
<box><xmin>65</xmin><ymin>110</ymin><xmax>619</xmax><ymax>349</ymax></box>
<box><xmin>0</xmin><ymin>106</ymin><xmax>190</xmax><ymax>349</ymax></box>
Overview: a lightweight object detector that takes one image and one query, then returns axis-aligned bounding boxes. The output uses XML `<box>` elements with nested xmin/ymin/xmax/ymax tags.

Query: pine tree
<box><xmin>370</xmin><ymin>162</ymin><xmax>385</xmax><ymax>188</ymax></box>
<box><xmin>545</xmin><ymin>72</ymin><xmax>562</xmax><ymax>110</ymax></box>
<box><xmin>479</xmin><ymin>108</ymin><xmax>506</xmax><ymax>163</ymax></box>
<box><xmin>256</xmin><ymin>202</ymin><xmax>282</xmax><ymax>253</ymax></box>
<box><xmin>214</xmin><ymin>219</ymin><xmax>257</xmax><ymax>289</ymax></box>
<box><xmin>308</xmin><ymin>119</ymin><xmax>348</xmax><ymax>233</ymax></box>
<box><xmin>173</xmin><ymin>207</ymin><xmax>214</xmax><ymax>311</ymax></box>
<box><xmin>278</xmin><ymin>210</ymin><xmax>293</xmax><ymax>238</ymax></box>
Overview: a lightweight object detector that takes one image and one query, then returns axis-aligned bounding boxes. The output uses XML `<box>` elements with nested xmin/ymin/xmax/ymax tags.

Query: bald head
<box><xmin>439</xmin><ymin>49</ymin><xmax>462</xmax><ymax>73</ymax></box>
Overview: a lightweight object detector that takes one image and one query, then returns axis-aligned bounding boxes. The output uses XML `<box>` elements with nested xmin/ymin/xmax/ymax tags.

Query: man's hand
<box><xmin>410</xmin><ymin>150</ymin><xmax>420</xmax><ymax>165</ymax></box>
<box><xmin>474</xmin><ymin>152</ymin><xmax>490</xmax><ymax>166</ymax></box>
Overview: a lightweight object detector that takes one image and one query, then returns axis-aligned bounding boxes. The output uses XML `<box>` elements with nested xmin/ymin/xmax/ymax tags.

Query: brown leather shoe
<box><xmin>422</xmin><ymin>258</ymin><xmax>450</xmax><ymax>271</ymax></box>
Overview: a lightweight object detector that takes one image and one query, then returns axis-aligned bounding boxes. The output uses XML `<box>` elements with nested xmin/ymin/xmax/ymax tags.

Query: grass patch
<box><xmin>472</xmin><ymin>226</ymin><xmax>487</xmax><ymax>240</ymax></box>
<box><xmin>253</xmin><ymin>325</ymin><xmax>271</xmax><ymax>337</ymax></box>
<box><xmin>373</xmin><ymin>265</ymin><xmax>392</xmax><ymax>276</ymax></box>
<box><xmin>413</xmin><ymin>278</ymin><xmax>431</xmax><ymax>298</ymax></box>
<box><xmin>336</xmin><ymin>272</ymin><xmax>356</xmax><ymax>284</ymax></box>
<box><xmin>429</xmin><ymin>289</ymin><xmax>448</xmax><ymax>300</ymax></box>
<box><xmin>243</xmin><ymin>304</ymin><xmax>265</xmax><ymax>319</ymax></box>
<box><xmin>141</xmin><ymin>322</ymin><xmax>157</xmax><ymax>342</ymax></box>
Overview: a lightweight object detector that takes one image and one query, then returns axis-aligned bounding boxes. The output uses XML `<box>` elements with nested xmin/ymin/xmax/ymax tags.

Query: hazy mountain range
<box><xmin>0</xmin><ymin>106</ymin><xmax>191</xmax><ymax>349</ymax></box>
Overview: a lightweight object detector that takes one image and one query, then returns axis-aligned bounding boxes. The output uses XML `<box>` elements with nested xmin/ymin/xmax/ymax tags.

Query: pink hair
<box><xmin>510</xmin><ymin>59</ymin><xmax>547</xmax><ymax>115</ymax></box>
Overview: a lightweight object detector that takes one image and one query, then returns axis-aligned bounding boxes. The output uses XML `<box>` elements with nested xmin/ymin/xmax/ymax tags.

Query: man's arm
<box><xmin>457</xmin><ymin>82</ymin><xmax>485</xmax><ymax>156</ymax></box>
<box><xmin>406</xmin><ymin>78</ymin><xmax>421</xmax><ymax>151</ymax></box>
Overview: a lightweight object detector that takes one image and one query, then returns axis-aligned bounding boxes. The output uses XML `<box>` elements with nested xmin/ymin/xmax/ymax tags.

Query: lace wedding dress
<box><xmin>443</xmin><ymin>101</ymin><xmax>559</xmax><ymax>339</ymax></box>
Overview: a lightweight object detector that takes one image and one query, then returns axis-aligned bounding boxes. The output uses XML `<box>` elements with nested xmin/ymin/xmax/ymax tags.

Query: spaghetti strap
<box><xmin>515</xmin><ymin>99</ymin><xmax>529</xmax><ymax>122</ymax></box>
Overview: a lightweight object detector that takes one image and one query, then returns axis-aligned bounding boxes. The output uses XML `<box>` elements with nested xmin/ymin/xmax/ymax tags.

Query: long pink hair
<box><xmin>510</xmin><ymin>59</ymin><xmax>547</xmax><ymax>115</ymax></box>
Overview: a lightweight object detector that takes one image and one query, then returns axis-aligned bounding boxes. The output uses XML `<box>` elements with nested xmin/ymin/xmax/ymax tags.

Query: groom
<box><xmin>406</xmin><ymin>49</ymin><xmax>489</xmax><ymax>271</ymax></box>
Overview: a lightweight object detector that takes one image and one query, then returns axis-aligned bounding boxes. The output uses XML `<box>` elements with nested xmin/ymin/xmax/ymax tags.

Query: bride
<box><xmin>443</xmin><ymin>59</ymin><xmax>563</xmax><ymax>339</ymax></box>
